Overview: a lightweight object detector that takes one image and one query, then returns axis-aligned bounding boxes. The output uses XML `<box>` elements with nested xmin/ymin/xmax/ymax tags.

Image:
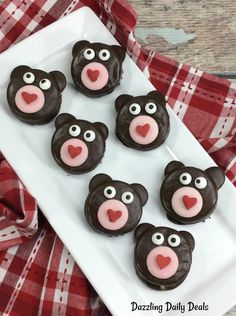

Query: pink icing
<box><xmin>97</xmin><ymin>199</ymin><xmax>128</xmax><ymax>230</ymax></box>
<box><xmin>81</xmin><ymin>62</ymin><xmax>109</xmax><ymax>90</ymax></box>
<box><xmin>15</xmin><ymin>85</ymin><xmax>45</xmax><ymax>113</ymax></box>
<box><xmin>129</xmin><ymin>115</ymin><xmax>159</xmax><ymax>145</ymax></box>
<box><xmin>60</xmin><ymin>139</ymin><xmax>88</xmax><ymax>167</ymax></box>
<box><xmin>146</xmin><ymin>246</ymin><xmax>179</xmax><ymax>279</ymax></box>
<box><xmin>171</xmin><ymin>187</ymin><xmax>203</xmax><ymax>218</ymax></box>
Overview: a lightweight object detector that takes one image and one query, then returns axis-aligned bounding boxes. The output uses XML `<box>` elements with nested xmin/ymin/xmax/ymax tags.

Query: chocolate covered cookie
<box><xmin>71</xmin><ymin>41</ymin><xmax>126</xmax><ymax>97</ymax></box>
<box><xmin>115</xmin><ymin>91</ymin><xmax>170</xmax><ymax>151</ymax></box>
<box><xmin>7</xmin><ymin>65</ymin><xmax>66</xmax><ymax>125</ymax></box>
<box><xmin>134</xmin><ymin>223</ymin><xmax>194</xmax><ymax>290</ymax></box>
<box><xmin>84</xmin><ymin>173</ymin><xmax>148</xmax><ymax>236</ymax></box>
<box><xmin>160</xmin><ymin>161</ymin><xmax>225</xmax><ymax>224</ymax></box>
<box><xmin>51</xmin><ymin>114</ymin><xmax>108</xmax><ymax>174</ymax></box>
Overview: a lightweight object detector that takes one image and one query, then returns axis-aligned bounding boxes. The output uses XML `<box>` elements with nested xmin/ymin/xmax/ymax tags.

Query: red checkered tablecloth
<box><xmin>0</xmin><ymin>0</ymin><xmax>235</xmax><ymax>315</ymax></box>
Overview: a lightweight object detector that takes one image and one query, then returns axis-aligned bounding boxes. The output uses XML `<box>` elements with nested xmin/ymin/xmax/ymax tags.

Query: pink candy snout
<box><xmin>146</xmin><ymin>246</ymin><xmax>179</xmax><ymax>279</ymax></box>
<box><xmin>97</xmin><ymin>199</ymin><xmax>129</xmax><ymax>230</ymax></box>
<box><xmin>81</xmin><ymin>62</ymin><xmax>109</xmax><ymax>90</ymax></box>
<box><xmin>15</xmin><ymin>85</ymin><xmax>45</xmax><ymax>113</ymax></box>
<box><xmin>171</xmin><ymin>187</ymin><xmax>203</xmax><ymax>218</ymax></box>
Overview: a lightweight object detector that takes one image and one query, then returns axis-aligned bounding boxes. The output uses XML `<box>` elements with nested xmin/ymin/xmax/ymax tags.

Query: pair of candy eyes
<box><xmin>104</xmin><ymin>186</ymin><xmax>134</xmax><ymax>204</ymax></box>
<box><xmin>179</xmin><ymin>173</ymin><xmax>207</xmax><ymax>189</ymax></box>
<box><xmin>83</xmin><ymin>48</ymin><xmax>110</xmax><ymax>61</ymax></box>
<box><xmin>129</xmin><ymin>103</ymin><xmax>157</xmax><ymax>115</ymax></box>
<box><xmin>23</xmin><ymin>72</ymin><xmax>51</xmax><ymax>90</ymax></box>
<box><xmin>69</xmin><ymin>125</ymin><xmax>96</xmax><ymax>142</ymax></box>
<box><xmin>152</xmin><ymin>233</ymin><xmax>181</xmax><ymax>247</ymax></box>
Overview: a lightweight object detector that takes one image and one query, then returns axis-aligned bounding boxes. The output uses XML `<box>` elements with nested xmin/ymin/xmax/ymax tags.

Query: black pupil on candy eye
<box><xmin>86</xmin><ymin>133</ymin><xmax>91</xmax><ymax>137</ymax></box>
<box><xmin>131</xmin><ymin>106</ymin><xmax>136</xmax><ymax>111</ymax></box>
<box><xmin>126</xmin><ymin>195</ymin><xmax>131</xmax><ymax>200</ymax></box>
<box><xmin>72</xmin><ymin>127</ymin><xmax>76</xmax><ymax>132</ymax></box>
<box><xmin>103</xmin><ymin>52</ymin><xmax>107</xmax><ymax>57</ymax></box>
<box><xmin>26</xmin><ymin>74</ymin><xmax>31</xmax><ymax>78</ymax></box>
<box><xmin>156</xmin><ymin>235</ymin><xmax>161</xmax><ymax>240</ymax></box>
<box><xmin>107</xmin><ymin>189</ymin><xmax>112</xmax><ymax>195</ymax></box>
<box><xmin>196</xmin><ymin>179</ymin><xmax>201</xmax><ymax>183</ymax></box>
<box><xmin>87</xmin><ymin>50</ymin><xmax>92</xmax><ymax>54</ymax></box>
<box><xmin>149</xmin><ymin>104</ymin><xmax>154</xmax><ymax>109</ymax></box>
<box><xmin>41</xmin><ymin>79</ymin><xmax>46</xmax><ymax>83</ymax></box>
<box><xmin>182</xmin><ymin>176</ymin><xmax>187</xmax><ymax>180</ymax></box>
<box><xmin>171</xmin><ymin>238</ymin><xmax>176</xmax><ymax>243</ymax></box>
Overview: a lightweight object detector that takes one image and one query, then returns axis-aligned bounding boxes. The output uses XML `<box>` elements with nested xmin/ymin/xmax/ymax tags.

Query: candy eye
<box><xmin>152</xmin><ymin>233</ymin><xmax>164</xmax><ymax>245</ymax></box>
<box><xmin>145</xmin><ymin>102</ymin><xmax>157</xmax><ymax>114</ymax></box>
<box><xmin>23</xmin><ymin>72</ymin><xmax>35</xmax><ymax>84</ymax></box>
<box><xmin>179</xmin><ymin>173</ymin><xmax>192</xmax><ymax>185</ymax></box>
<box><xmin>99</xmin><ymin>49</ymin><xmax>110</xmax><ymax>61</ymax></box>
<box><xmin>83</xmin><ymin>48</ymin><xmax>95</xmax><ymax>60</ymax></box>
<box><xmin>69</xmin><ymin>125</ymin><xmax>81</xmax><ymax>137</ymax></box>
<box><xmin>195</xmin><ymin>177</ymin><xmax>207</xmax><ymax>189</ymax></box>
<box><xmin>104</xmin><ymin>186</ymin><xmax>116</xmax><ymax>199</ymax></box>
<box><xmin>168</xmin><ymin>234</ymin><xmax>181</xmax><ymax>247</ymax></box>
<box><xmin>129</xmin><ymin>103</ymin><xmax>141</xmax><ymax>115</ymax></box>
<box><xmin>84</xmin><ymin>130</ymin><xmax>96</xmax><ymax>142</ymax></box>
<box><xmin>121</xmin><ymin>192</ymin><xmax>134</xmax><ymax>204</ymax></box>
<box><xmin>39</xmin><ymin>78</ymin><xmax>51</xmax><ymax>90</ymax></box>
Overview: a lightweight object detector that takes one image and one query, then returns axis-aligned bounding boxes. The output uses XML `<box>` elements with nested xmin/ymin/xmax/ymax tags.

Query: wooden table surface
<box><xmin>129</xmin><ymin>0</ymin><xmax>236</xmax><ymax>78</ymax></box>
<box><xmin>0</xmin><ymin>0</ymin><xmax>235</xmax><ymax>315</ymax></box>
<box><xmin>129</xmin><ymin>1</ymin><xmax>236</xmax><ymax>315</ymax></box>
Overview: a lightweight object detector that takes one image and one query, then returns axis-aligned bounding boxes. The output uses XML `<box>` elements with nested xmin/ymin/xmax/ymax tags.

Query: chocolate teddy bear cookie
<box><xmin>71</xmin><ymin>40</ymin><xmax>126</xmax><ymax>97</ymax></box>
<box><xmin>160</xmin><ymin>161</ymin><xmax>225</xmax><ymax>224</ymax></box>
<box><xmin>134</xmin><ymin>223</ymin><xmax>194</xmax><ymax>290</ymax></box>
<box><xmin>115</xmin><ymin>91</ymin><xmax>170</xmax><ymax>150</ymax></box>
<box><xmin>84</xmin><ymin>173</ymin><xmax>148</xmax><ymax>236</ymax></box>
<box><xmin>51</xmin><ymin>114</ymin><xmax>108</xmax><ymax>174</ymax></box>
<box><xmin>7</xmin><ymin>65</ymin><xmax>66</xmax><ymax>125</ymax></box>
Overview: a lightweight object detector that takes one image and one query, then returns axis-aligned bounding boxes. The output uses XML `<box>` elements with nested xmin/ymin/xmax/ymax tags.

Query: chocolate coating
<box><xmin>115</xmin><ymin>91</ymin><xmax>170</xmax><ymax>151</ymax></box>
<box><xmin>7</xmin><ymin>65</ymin><xmax>66</xmax><ymax>125</ymax></box>
<box><xmin>134</xmin><ymin>223</ymin><xmax>194</xmax><ymax>290</ymax></box>
<box><xmin>71</xmin><ymin>41</ymin><xmax>126</xmax><ymax>97</ymax></box>
<box><xmin>84</xmin><ymin>173</ymin><xmax>148</xmax><ymax>236</ymax></box>
<box><xmin>51</xmin><ymin>114</ymin><xmax>108</xmax><ymax>174</ymax></box>
<box><xmin>160</xmin><ymin>161</ymin><xmax>225</xmax><ymax>224</ymax></box>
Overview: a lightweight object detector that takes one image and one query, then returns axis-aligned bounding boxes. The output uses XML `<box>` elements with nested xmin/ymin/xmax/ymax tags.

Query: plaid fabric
<box><xmin>0</xmin><ymin>155</ymin><xmax>110</xmax><ymax>316</ymax></box>
<box><xmin>0</xmin><ymin>152</ymin><xmax>38</xmax><ymax>251</ymax></box>
<box><xmin>0</xmin><ymin>0</ymin><xmax>235</xmax><ymax>315</ymax></box>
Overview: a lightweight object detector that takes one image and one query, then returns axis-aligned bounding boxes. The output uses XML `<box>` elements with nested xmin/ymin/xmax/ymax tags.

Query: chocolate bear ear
<box><xmin>10</xmin><ymin>65</ymin><xmax>31</xmax><ymax>80</ymax></box>
<box><xmin>164</xmin><ymin>160</ymin><xmax>185</xmax><ymax>176</ymax></box>
<box><xmin>180</xmin><ymin>231</ymin><xmax>195</xmax><ymax>252</ymax></box>
<box><xmin>94</xmin><ymin>122</ymin><xmax>109</xmax><ymax>140</ymax></box>
<box><xmin>131</xmin><ymin>183</ymin><xmax>148</xmax><ymax>206</ymax></box>
<box><xmin>55</xmin><ymin>113</ymin><xmax>75</xmax><ymax>129</ymax></box>
<box><xmin>89</xmin><ymin>173</ymin><xmax>112</xmax><ymax>192</ymax></box>
<box><xmin>148</xmin><ymin>90</ymin><xmax>166</xmax><ymax>107</ymax></box>
<box><xmin>205</xmin><ymin>166</ymin><xmax>225</xmax><ymax>189</ymax></box>
<box><xmin>115</xmin><ymin>94</ymin><xmax>133</xmax><ymax>112</ymax></box>
<box><xmin>112</xmin><ymin>45</ymin><xmax>126</xmax><ymax>62</ymax></box>
<box><xmin>50</xmin><ymin>71</ymin><xmax>67</xmax><ymax>92</ymax></box>
<box><xmin>134</xmin><ymin>223</ymin><xmax>155</xmax><ymax>242</ymax></box>
<box><xmin>72</xmin><ymin>40</ymin><xmax>90</xmax><ymax>57</ymax></box>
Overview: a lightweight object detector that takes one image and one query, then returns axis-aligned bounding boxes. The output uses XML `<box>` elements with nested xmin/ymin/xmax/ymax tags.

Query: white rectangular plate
<box><xmin>0</xmin><ymin>7</ymin><xmax>236</xmax><ymax>316</ymax></box>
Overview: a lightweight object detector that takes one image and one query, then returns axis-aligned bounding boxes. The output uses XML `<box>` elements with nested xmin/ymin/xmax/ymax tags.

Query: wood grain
<box><xmin>129</xmin><ymin>0</ymin><xmax>236</xmax><ymax>74</ymax></box>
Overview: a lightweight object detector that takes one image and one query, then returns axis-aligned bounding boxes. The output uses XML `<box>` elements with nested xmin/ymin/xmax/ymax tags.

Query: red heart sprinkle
<box><xmin>87</xmin><ymin>69</ymin><xmax>100</xmax><ymax>82</ymax></box>
<box><xmin>68</xmin><ymin>145</ymin><xmax>82</xmax><ymax>159</ymax></box>
<box><xmin>21</xmin><ymin>91</ymin><xmax>38</xmax><ymax>104</ymax></box>
<box><xmin>156</xmin><ymin>255</ymin><xmax>171</xmax><ymax>269</ymax></box>
<box><xmin>183</xmin><ymin>195</ymin><xmax>197</xmax><ymax>210</ymax></box>
<box><xmin>136</xmin><ymin>124</ymin><xmax>150</xmax><ymax>137</ymax></box>
<box><xmin>107</xmin><ymin>209</ymin><xmax>122</xmax><ymax>222</ymax></box>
